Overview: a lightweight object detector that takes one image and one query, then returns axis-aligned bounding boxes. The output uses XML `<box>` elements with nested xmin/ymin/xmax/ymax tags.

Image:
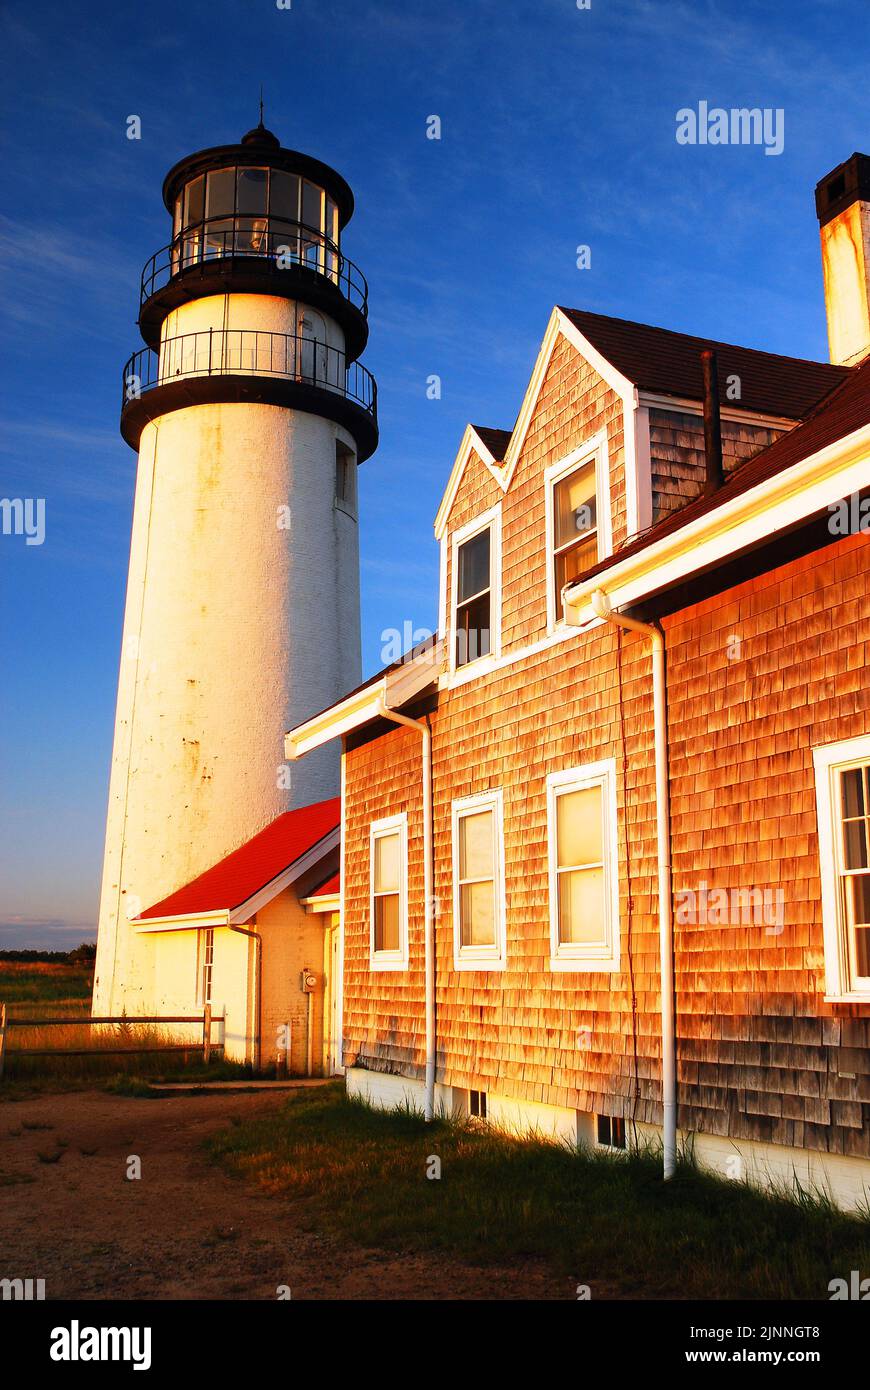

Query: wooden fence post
<box><xmin>0</xmin><ymin>1003</ymin><xmax>7</xmax><ymax>1081</ymax></box>
<box><xmin>203</xmin><ymin>1003</ymin><xmax>212</xmax><ymax>1065</ymax></box>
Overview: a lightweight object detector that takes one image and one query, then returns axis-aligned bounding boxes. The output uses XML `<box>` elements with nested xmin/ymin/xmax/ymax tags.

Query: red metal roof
<box><xmin>310</xmin><ymin>871</ymin><xmax>340</xmax><ymax>898</ymax></box>
<box><xmin>560</xmin><ymin>307</ymin><xmax>848</xmax><ymax>419</ymax></box>
<box><xmin>138</xmin><ymin>797</ymin><xmax>340</xmax><ymax>919</ymax></box>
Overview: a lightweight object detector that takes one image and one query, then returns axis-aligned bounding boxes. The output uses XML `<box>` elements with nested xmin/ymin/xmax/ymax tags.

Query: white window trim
<box><xmin>544</xmin><ymin>431</ymin><xmax>612</xmax><ymax>635</ymax></box>
<box><xmin>813</xmin><ymin>734</ymin><xmax>870</xmax><ymax>1002</ymax></box>
<box><xmin>451</xmin><ymin>788</ymin><xmax>506</xmax><ymax>971</ymax></box>
<box><xmin>449</xmin><ymin>503</ymin><xmax>502</xmax><ymax>676</ymax></box>
<box><xmin>369</xmin><ymin>812</ymin><xmax>409</xmax><ymax>971</ymax></box>
<box><xmin>547</xmin><ymin>759</ymin><xmax>620</xmax><ymax>972</ymax></box>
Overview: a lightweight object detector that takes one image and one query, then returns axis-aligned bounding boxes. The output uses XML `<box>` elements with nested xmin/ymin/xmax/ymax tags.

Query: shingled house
<box><xmin>285</xmin><ymin>153</ymin><xmax>870</xmax><ymax>1209</ymax></box>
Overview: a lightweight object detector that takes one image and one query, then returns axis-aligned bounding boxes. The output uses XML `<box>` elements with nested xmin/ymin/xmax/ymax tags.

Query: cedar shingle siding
<box><xmin>649</xmin><ymin>409</ymin><xmax>785</xmax><ymax>523</ymax></box>
<box><xmin>340</xmin><ymin>321</ymin><xmax>870</xmax><ymax>1165</ymax></box>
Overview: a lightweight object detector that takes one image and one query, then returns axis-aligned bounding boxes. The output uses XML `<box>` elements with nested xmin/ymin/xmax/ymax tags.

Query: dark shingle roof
<box><xmin>471</xmin><ymin>425</ymin><xmax>512</xmax><ymax>460</ymax></box>
<box><xmin>560</xmin><ymin>307</ymin><xmax>848</xmax><ymax>420</ymax></box>
<box><xmin>580</xmin><ymin>355</ymin><xmax>870</xmax><ymax>583</ymax></box>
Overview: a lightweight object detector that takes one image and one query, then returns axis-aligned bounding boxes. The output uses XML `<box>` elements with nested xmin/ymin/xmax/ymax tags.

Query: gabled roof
<box><xmin>559</xmin><ymin>307</ymin><xmax>848</xmax><ymax>419</ymax></box>
<box><xmin>435</xmin><ymin>307</ymin><xmax>848</xmax><ymax>541</ymax></box>
<box><xmin>137</xmin><ymin>797</ymin><xmax>340</xmax><ymax>921</ymax></box>
<box><xmin>578</xmin><ymin>354</ymin><xmax>870</xmax><ymax>585</ymax></box>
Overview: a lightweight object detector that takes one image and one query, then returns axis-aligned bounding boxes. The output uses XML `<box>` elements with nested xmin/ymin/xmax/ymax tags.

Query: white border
<box><xmin>369</xmin><ymin>812</ymin><xmax>409</xmax><ymax>971</ymax></box>
<box><xmin>449</xmin><ymin>503</ymin><xmax>502</xmax><ymax>676</ymax></box>
<box><xmin>812</xmin><ymin>733</ymin><xmax>870</xmax><ymax>1001</ymax></box>
<box><xmin>543</xmin><ymin>430</ymin><xmax>612</xmax><ymax>635</ymax></box>
<box><xmin>546</xmin><ymin>759</ymin><xmax>620</xmax><ymax>972</ymax></box>
<box><xmin>451</xmin><ymin>788</ymin><xmax>506</xmax><ymax>971</ymax></box>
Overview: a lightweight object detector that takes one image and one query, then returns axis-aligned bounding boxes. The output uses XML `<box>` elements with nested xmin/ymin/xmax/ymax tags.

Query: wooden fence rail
<box><xmin>0</xmin><ymin>1002</ymin><xmax>223</xmax><ymax>1078</ymax></box>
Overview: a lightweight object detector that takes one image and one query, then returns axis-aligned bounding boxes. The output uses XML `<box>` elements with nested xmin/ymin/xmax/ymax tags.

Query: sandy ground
<box><xmin>0</xmin><ymin>1086</ymin><xmax>574</xmax><ymax>1301</ymax></box>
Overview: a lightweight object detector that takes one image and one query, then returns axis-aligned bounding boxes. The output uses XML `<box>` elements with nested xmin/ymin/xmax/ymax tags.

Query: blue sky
<box><xmin>0</xmin><ymin>0</ymin><xmax>866</xmax><ymax>948</ymax></box>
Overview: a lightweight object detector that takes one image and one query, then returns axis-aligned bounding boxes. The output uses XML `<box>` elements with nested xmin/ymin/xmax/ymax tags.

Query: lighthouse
<box><xmin>93</xmin><ymin>122</ymin><xmax>375</xmax><ymax>1014</ymax></box>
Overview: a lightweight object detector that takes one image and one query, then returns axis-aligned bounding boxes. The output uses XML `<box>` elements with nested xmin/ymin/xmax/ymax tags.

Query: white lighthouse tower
<box><xmin>93</xmin><ymin>122</ymin><xmax>375</xmax><ymax>1013</ymax></box>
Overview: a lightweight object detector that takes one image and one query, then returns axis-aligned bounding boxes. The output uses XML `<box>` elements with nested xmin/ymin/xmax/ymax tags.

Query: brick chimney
<box><xmin>815</xmin><ymin>152</ymin><xmax>870</xmax><ymax>366</ymax></box>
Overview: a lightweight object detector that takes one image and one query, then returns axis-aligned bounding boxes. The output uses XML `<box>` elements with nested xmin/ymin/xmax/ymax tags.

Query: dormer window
<box><xmin>553</xmin><ymin>460</ymin><xmax>598</xmax><ymax>594</ymax></box>
<box><xmin>451</xmin><ymin>506</ymin><xmax>501</xmax><ymax>671</ymax></box>
<box><xmin>544</xmin><ymin>435</ymin><xmax>611</xmax><ymax>631</ymax></box>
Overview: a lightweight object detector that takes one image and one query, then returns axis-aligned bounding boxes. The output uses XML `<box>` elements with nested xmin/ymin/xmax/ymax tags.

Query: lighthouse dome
<box><xmin>240</xmin><ymin>122</ymin><xmax>281</xmax><ymax>150</ymax></box>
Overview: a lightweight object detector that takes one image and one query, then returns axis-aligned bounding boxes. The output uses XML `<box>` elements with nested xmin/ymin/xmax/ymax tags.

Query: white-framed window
<box><xmin>547</xmin><ymin>760</ymin><xmax>620</xmax><ymax>971</ymax></box>
<box><xmin>369</xmin><ymin>813</ymin><xmax>409</xmax><ymax>971</ymax></box>
<box><xmin>450</xmin><ymin>505</ymin><xmax>501</xmax><ymax>672</ymax></box>
<box><xmin>544</xmin><ymin>434</ymin><xmax>611</xmax><ymax>632</ymax></box>
<box><xmin>451</xmin><ymin>789</ymin><xmax>506</xmax><ymax>970</ymax></box>
<box><xmin>813</xmin><ymin>734</ymin><xmax>870</xmax><ymax>1000</ymax></box>
<box><xmin>198</xmin><ymin>927</ymin><xmax>214</xmax><ymax>1006</ymax></box>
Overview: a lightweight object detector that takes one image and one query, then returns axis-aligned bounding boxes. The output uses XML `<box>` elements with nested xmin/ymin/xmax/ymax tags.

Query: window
<box><xmin>544</xmin><ymin>436</ymin><xmax>611</xmax><ymax>631</ymax></box>
<box><xmin>547</xmin><ymin>761</ymin><xmax>620</xmax><ymax>970</ymax></box>
<box><xmin>335</xmin><ymin>442</ymin><xmax>356</xmax><ymax>516</ymax></box>
<box><xmin>451</xmin><ymin>506</ymin><xmax>501</xmax><ymax>672</ymax></box>
<box><xmin>370</xmin><ymin>814</ymin><xmax>408</xmax><ymax>970</ymax></box>
<box><xmin>813</xmin><ymin>735</ymin><xmax>870</xmax><ymax>999</ymax></box>
<box><xmin>452</xmin><ymin>790</ymin><xmax>505</xmax><ymax>969</ymax></box>
<box><xmin>171</xmin><ymin>167</ymin><xmax>338</xmax><ymax>274</ymax></box>
<box><xmin>596</xmin><ymin>1115</ymin><xmax>626</xmax><ymax>1149</ymax></box>
<box><xmin>553</xmin><ymin>460</ymin><xmax>597</xmax><ymax>594</ymax></box>
<box><xmin>199</xmin><ymin>928</ymin><xmax>214</xmax><ymax>1007</ymax></box>
<box><xmin>470</xmin><ymin>1089</ymin><xmax>487</xmax><ymax>1119</ymax></box>
<box><xmin>236</xmin><ymin>166</ymin><xmax>269</xmax><ymax>253</ymax></box>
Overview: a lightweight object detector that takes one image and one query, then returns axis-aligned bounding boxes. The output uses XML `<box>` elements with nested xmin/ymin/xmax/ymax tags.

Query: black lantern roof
<box><xmin>162</xmin><ymin>127</ymin><xmax>355</xmax><ymax>227</ymax></box>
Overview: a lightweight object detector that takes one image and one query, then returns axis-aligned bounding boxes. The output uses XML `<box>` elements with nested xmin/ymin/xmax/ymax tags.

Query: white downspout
<box><xmin>588</xmin><ymin>589</ymin><xmax>677</xmax><ymax>1181</ymax></box>
<box><xmin>375</xmin><ymin>700</ymin><xmax>436</xmax><ymax>1122</ymax></box>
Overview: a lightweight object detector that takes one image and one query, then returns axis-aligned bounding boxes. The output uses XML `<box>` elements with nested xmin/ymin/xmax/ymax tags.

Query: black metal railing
<box><xmin>121</xmin><ymin>327</ymin><xmax>377</xmax><ymax>417</ymax></box>
<box><xmin>140</xmin><ymin>216</ymin><xmax>368</xmax><ymax>317</ymax></box>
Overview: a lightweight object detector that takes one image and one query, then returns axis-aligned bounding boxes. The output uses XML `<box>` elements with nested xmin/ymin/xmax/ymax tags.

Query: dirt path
<box><xmin>0</xmin><ymin>1087</ymin><xmax>573</xmax><ymax>1300</ymax></box>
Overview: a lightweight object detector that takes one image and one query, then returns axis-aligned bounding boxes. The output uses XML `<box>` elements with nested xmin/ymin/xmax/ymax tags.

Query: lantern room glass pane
<box><xmin>183</xmin><ymin>175</ymin><xmax>204</xmax><ymax>229</ymax></box>
<box><xmin>237</xmin><ymin>167</ymin><xmax>268</xmax><ymax>216</ymax></box>
<box><xmin>205</xmin><ymin>167</ymin><xmax>235</xmax><ymax>221</ymax></box>
<box><xmin>302</xmin><ymin>180</ymin><xmax>322</xmax><ymax>232</ymax></box>
<box><xmin>270</xmin><ymin>170</ymin><xmax>299</xmax><ymax>222</ymax></box>
<box><xmin>326</xmin><ymin>196</ymin><xmax>338</xmax><ymax>243</ymax></box>
<box><xmin>203</xmin><ymin>219</ymin><xmax>233</xmax><ymax>259</ymax></box>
